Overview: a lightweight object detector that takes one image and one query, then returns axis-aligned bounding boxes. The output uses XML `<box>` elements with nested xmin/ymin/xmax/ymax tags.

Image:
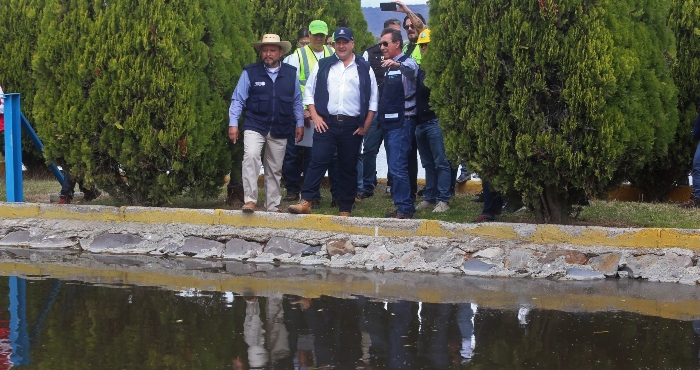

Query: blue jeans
<box><xmin>283</xmin><ymin>138</ymin><xmax>319</xmax><ymax>197</ymax></box>
<box><xmin>415</xmin><ymin>120</ymin><xmax>452</xmax><ymax>203</ymax></box>
<box><xmin>301</xmin><ymin>118</ymin><xmax>363</xmax><ymax>212</ymax></box>
<box><xmin>693</xmin><ymin>141</ymin><xmax>700</xmax><ymax>198</ymax></box>
<box><xmin>358</xmin><ymin>116</ymin><xmax>383</xmax><ymax>194</ymax></box>
<box><xmin>384</xmin><ymin>117</ymin><xmax>417</xmax><ymax>216</ymax></box>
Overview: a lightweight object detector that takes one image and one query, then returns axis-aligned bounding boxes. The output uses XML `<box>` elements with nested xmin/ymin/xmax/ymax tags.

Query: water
<box><xmin>0</xmin><ymin>270</ymin><xmax>698</xmax><ymax>369</ymax></box>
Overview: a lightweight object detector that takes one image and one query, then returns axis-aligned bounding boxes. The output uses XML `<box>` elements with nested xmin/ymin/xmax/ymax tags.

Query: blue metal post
<box><xmin>8</xmin><ymin>277</ymin><xmax>30</xmax><ymax>366</ymax></box>
<box><xmin>4</xmin><ymin>93</ymin><xmax>23</xmax><ymax>202</ymax></box>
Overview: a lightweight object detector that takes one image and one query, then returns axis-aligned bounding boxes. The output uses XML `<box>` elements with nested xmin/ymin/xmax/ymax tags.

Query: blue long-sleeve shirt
<box><xmin>228</xmin><ymin>65</ymin><xmax>304</xmax><ymax>128</ymax></box>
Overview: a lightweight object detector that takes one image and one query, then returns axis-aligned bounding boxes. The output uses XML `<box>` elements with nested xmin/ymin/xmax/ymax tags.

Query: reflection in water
<box><xmin>0</xmin><ymin>276</ymin><xmax>697</xmax><ymax>369</ymax></box>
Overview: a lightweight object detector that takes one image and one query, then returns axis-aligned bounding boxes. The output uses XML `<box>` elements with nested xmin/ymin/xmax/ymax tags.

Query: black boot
<box><xmin>226</xmin><ymin>182</ymin><xmax>244</xmax><ymax>206</ymax></box>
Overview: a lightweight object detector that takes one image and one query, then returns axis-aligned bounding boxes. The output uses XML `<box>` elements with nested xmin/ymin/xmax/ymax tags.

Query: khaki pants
<box><xmin>242</xmin><ymin>130</ymin><xmax>286</xmax><ymax>211</ymax></box>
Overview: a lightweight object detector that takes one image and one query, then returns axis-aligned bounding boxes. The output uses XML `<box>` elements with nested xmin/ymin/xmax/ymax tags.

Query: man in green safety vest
<box><xmin>282</xmin><ymin>20</ymin><xmax>335</xmax><ymax>206</ymax></box>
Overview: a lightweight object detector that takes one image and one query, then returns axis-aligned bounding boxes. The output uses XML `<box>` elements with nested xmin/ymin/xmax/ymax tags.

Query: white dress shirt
<box><xmin>303</xmin><ymin>55</ymin><xmax>378</xmax><ymax>116</ymax></box>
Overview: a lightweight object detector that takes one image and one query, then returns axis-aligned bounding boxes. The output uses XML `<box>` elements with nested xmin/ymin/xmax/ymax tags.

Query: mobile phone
<box><xmin>379</xmin><ymin>2</ymin><xmax>397</xmax><ymax>11</ymax></box>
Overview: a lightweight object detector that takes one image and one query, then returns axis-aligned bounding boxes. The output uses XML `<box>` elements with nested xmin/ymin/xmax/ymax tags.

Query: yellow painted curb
<box><xmin>1</xmin><ymin>202</ymin><xmax>699</xmax><ymax>250</ymax></box>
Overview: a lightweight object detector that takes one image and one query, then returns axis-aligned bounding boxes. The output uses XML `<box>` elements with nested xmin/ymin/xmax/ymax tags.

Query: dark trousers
<box><xmin>301</xmin><ymin>118</ymin><xmax>363</xmax><ymax>213</ymax></box>
<box><xmin>481</xmin><ymin>180</ymin><xmax>503</xmax><ymax>217</ymax></box>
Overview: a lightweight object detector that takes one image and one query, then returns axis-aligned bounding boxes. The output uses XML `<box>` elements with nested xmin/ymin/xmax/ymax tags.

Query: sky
<box><xmin>361</xmin><ymin>0</ymin><xmax>427</xmax><ymax>7</ymax></box>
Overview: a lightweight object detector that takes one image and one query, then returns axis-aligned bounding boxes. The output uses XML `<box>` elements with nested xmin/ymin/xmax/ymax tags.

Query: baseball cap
<box><xmin>333</xmin><ymin>27</ymin><xmax>353</xmax><ymax>41</ymax></box>
<box><xmin>309</xmin><ymin>20</ymin><xmax>329</xmax><ymax>35</ymax></box>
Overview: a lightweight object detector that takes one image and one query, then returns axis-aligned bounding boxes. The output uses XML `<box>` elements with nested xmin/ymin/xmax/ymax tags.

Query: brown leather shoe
<box><xmin>288</xmin><ymin>199</ymin><xmax>312</xmax><ymax>214</ymax></box>
<box><xmin>242</xmin><ymin>201</ymin><xmax>256</xmax><ymax>213</ymax></box>
<box><xmin>339</xmin><ymin>211</ymin><xmax>351</xmax><ymax>217</ymax></box>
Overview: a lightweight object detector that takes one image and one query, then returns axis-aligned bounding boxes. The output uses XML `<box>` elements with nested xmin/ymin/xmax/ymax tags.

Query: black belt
<box><xmin>329</xmin><ymin>114</ymin><xmax>359</xmax><ymax>121</ymax></box>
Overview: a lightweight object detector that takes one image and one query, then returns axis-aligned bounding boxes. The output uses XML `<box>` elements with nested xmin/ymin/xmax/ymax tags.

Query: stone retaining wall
<box><xmin>0</xmin><ymin>202</ymin><xmax>698</xmax><ymax>285</ymax></box>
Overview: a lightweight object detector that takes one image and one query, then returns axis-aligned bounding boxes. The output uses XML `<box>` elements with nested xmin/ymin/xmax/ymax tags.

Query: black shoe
<box><xmin>83</xmin><ymin>189</ymin><xmax>101</xmax><ymax>202</ymax></box>
<box><xmin>226</xmin><ymin>183</ymin><xmax>244</xmax><ymax>206</ymax></box>
<box><xmin>471</xmin><ymin>192</ymin><xmax>484</xmax><ymax>203</ymax></box>
<box><xmin>283</xmin><ymin>192</ymin><xmax>300</xmax><ymax>202</ymax></box>
<box><xmin>417</xmin><ymin>186</ymin><xmax>426</xmax><ymax>197</ymax></box>
<box><xmin>358</xmin><ymin>191</ymin><xmax>374</xmax><ymax>199</ymax></box>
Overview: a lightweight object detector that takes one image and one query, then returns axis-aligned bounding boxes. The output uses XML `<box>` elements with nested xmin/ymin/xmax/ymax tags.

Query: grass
<box><xmin>1</xmin><ymin>171</ymin><xmax>699</xmax><ymax>229</ymax></box>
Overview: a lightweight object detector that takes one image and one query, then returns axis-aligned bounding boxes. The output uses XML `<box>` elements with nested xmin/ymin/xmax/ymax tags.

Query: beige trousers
<box><xmin>242</xmin><ymin>130</ymin><xmax>287</xmax><ymax>211</ymax></box>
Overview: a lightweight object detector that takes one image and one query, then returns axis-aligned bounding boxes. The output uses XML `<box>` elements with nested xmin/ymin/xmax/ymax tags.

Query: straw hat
<box><xmin>251</xmin><ymin>34</ymin><xmax>292</xmax><ymax>54</ymax></box>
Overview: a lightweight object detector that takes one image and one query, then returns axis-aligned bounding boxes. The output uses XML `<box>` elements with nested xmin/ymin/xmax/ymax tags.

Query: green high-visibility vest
<box><xmin>403</xmin><ymin>43</ymin><xmax>422</xmax><ymax>65</ymax></box>
<box><xmin>297</xmin><ymin>45</ymin><xmax>334</xmax><ymax>94</ymax></box>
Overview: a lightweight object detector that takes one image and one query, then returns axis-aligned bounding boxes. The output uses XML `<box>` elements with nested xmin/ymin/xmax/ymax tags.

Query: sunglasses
<box><xmin>404</xmin><ymin>24</ymin><xmax>415</xmax><ymax>30</ymax></box>
<box><xmin>380</xmin><ymin>41</ymin><xmax>391</xmax><ymax>47</ymax></box>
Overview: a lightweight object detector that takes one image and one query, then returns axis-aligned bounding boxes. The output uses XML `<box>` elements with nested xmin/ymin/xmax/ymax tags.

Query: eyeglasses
<box><xmin>404</xmin><ymin>24</ymin><xmax>414</xmax><ymax>30</ymax></box>
<box><xmin>299</xmin><ymin>41</ymin><xmax>310</xmax><ymax>46</ymax></box>
<box><xmin>380</xmin><ymin>41</ymin><xmax>390</xmax><ymax>47</ymax></box>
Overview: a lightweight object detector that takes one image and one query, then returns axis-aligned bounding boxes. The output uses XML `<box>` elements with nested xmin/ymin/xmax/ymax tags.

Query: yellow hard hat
<box><xmin>417</xmin><ymin>29</ymin><xmax>431</xmax><ymax>44</ymax></box>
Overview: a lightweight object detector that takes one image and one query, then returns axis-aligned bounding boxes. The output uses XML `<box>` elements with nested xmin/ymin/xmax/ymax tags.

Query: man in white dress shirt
<box><xmin>288</xmin><ymin>27</ymin><xmax>378</xmax><ymax>216</ymax></box>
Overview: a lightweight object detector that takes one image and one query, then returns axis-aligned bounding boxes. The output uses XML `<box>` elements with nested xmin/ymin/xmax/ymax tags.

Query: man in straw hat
<box><xmin>228</xmin><ymin>34</ymin><xmax>304</xmax><ymax>213</ymax></box>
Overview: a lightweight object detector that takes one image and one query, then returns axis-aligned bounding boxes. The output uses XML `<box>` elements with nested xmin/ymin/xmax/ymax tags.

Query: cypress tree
<box><xmin>425</xmin><ymin>0</ymin><xmax>678</xmax><ymax>223</ymax></box>
<box><xmin>33</xmin><ymin>0</ymin><xmax>255</xmax><ymax>205</ymax></box>
<box><xmin>0</xmin><ymin>0</ymin><xmax>47</xmax><ymax>168</ymax></box>
<box><xmin>630</xmin><ymin>0</ymin><xmax>700</xmax><ymax>201</ymax></box>
<box><xmin>250</xmin><ymin>0</ymin><xmax>374</xmax><ymax>51</ymax></box>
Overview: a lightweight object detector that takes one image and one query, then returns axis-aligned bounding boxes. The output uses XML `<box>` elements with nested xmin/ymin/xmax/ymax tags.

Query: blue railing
<box><xmin>3</xmin><ymin>93</ymin><xmax>65</xmax><ymax>202</ymax></box>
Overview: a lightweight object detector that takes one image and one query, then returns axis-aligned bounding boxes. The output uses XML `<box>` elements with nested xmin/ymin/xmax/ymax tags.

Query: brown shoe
<box><xmin>679</xmin><ymin>196</ymin><xmax>700</xmax><ymax>208</ymax></box>
<box><xmin>242</xmin><ymin>201</ymin><xmax>256</xmax><ymax>213</ymax></box>
<box><xmin>339</xmin><ymin>211</ymin><xmax>351</xmax><ymax>217</ymax></box>
<box><xmin>288</xmin><ymin>199</ymin><xmax>312</xmax><ymax>214</ymax></box>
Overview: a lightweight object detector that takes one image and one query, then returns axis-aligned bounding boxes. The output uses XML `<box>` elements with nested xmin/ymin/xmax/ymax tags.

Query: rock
<box><xmin>0</xmin><ymin>230</ymin><xmax>76</xmax><ymax>249</ymax></box>
<box><xmin>588</xmin><ymin>253</ymin><xmax>621</xmax><ymax>277</ymax></box>
<box><xmin>474</xmin><ymin>247</ymin><xmax>503</xmax><ymax>259</ymax></box>
<box><xmin>264</xmin><ymin>236</ymin><xmax>309</xmax><ymax>257</ymax></box>
<box><xmin>224</xmin><ymin>238</ymin><xmax>263</xmax><ymax>260</ymax></box>
<box><xmin>182</xmin><ymin>236</ymin><xmax>224</xmax><ymax>258</ymax></box>
<box><xmin>421</xmin><ymin>247</ymin><xmax>446</xmax><ymax>263</ymax></box>
<box><xmin>300</xmin><ymin>256</ymin><xmax>328</xmax><ymax>266</ymax></box>
<box><xmin>302</xmin><ymin>246</ymin><xmax>322</xmax><ymax>256</ymax></box>
<box><xmin>538</xmin><ymin>250</ymin><xmax>588</xmax><ymax>265</ymax></box>
<box><xmin>564</xmin><ymin>268</ymin><xmax>605</xmax><ymax>281</ymax></box>
<box><xmin>329</xmin><ymin>253</ymin><xmax>354</xmax><ymax>268</ymax></box>
<box><xmin>462</xmin><ymin>258</ymin><xmax>495</xmax><ymax>276</ymax></box>
<box><xmin>666</xmin><ymin>253</ymin><xmax>693</xmax><ymax>268</ymax></box>
<box><xmin>326</xmin><ymin>238</ymin><xmax>355</xmax><ymax>257</ymax></box>
<box><xmin>504</xmin><ymin>248</ymin><xmax>538</xmax><ymax>271</ymax></box>
<box><xmin>88</xmin><ymin>233</ymin><xmax>144</xmax><ymax>253</ymax></box>
<box><xmin>618</xmin><ymin>270</ymin><xmax>630</xmax><ymax>278</ymax></box>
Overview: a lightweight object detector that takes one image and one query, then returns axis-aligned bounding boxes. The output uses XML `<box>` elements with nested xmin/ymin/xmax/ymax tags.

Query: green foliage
<box><xmin>629</xmin><ymin>0</ymin><xmax>700</xmax><ymax>201</ymax></box>
<box><xmin>0</xmin><ymin>0</ymin><xmax>48</xmax><ymax>169</ymax></box>
<box><xmin>250</xmin><ymin>0</ymin><xmax>375</xmax><ymax>52</ymax></box>
<box><xmin>425</xmin><ymin>0</ymin><xmax>678</xmax><ymax>223</ymax></box>
<box><xmin>32</xmin><ymin>0</ymin><xmax>255</xmax><ymax>205</ymax></box>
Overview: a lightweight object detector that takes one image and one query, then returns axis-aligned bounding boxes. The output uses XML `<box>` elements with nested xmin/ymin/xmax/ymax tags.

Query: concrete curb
<box><xmin>2</xmin><ymin>202</ymin><xmax>698</xmax><ymax>249</ymax></box>
<box><xmin>0</xmin><ymin>202</ymin><xmax>698</xmax><ymax>285</ymax></box>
